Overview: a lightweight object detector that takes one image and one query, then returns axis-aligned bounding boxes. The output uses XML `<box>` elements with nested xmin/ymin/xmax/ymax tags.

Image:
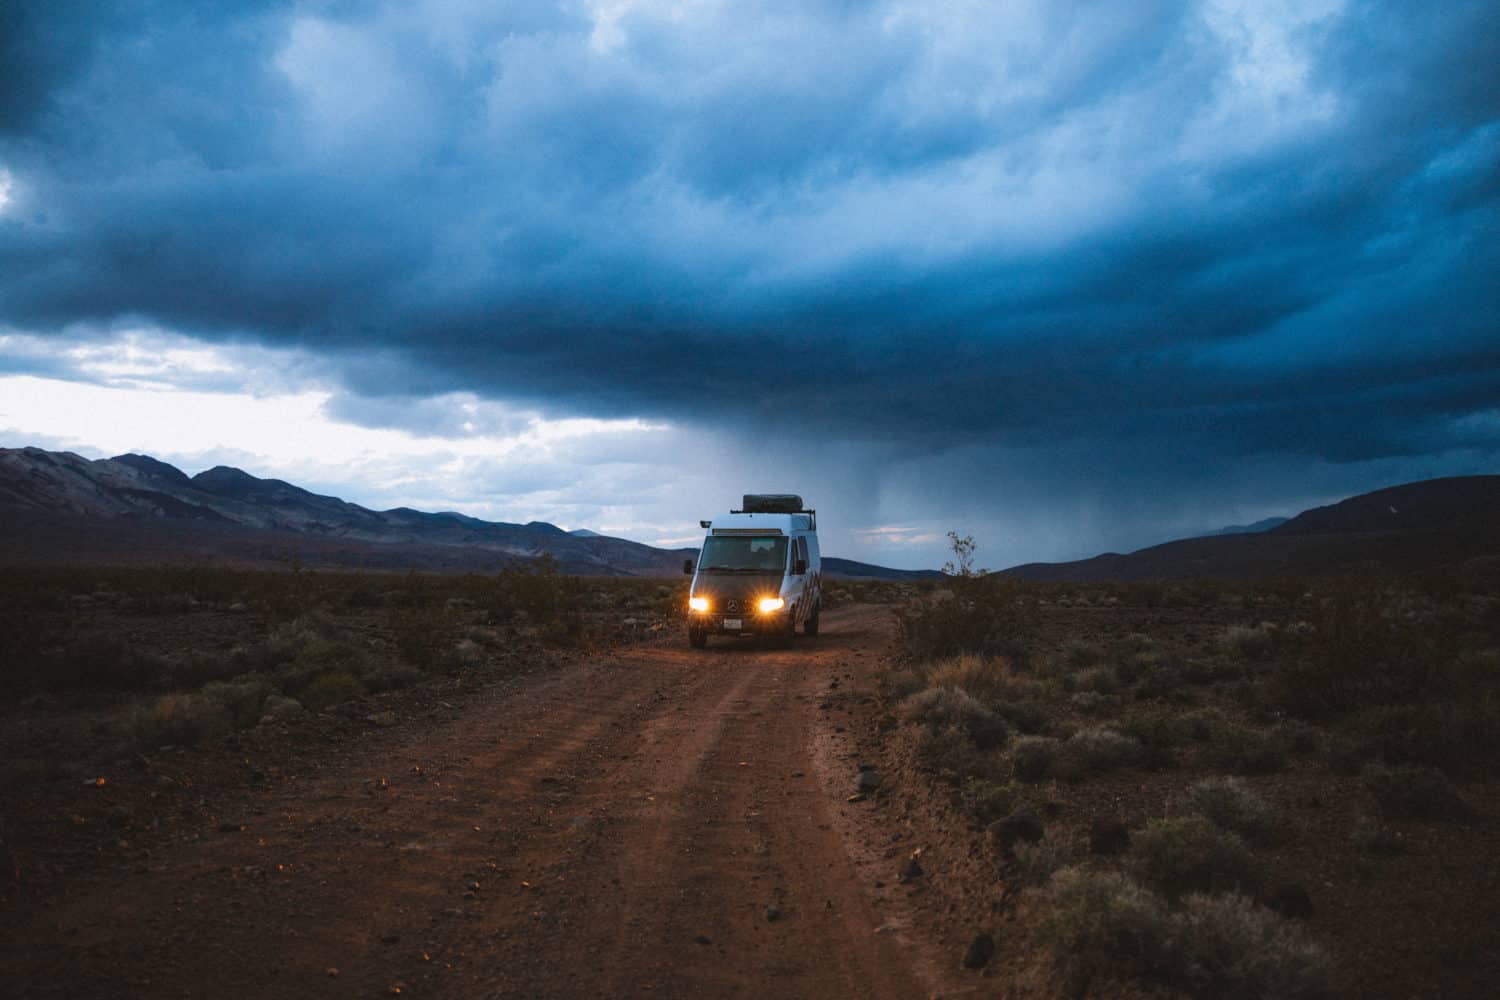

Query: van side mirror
<box><xmin>682</xmin><ymin>559</ymin><xmax>694</xmax><ymax>575</ymax></box>
<box><xmin>793</xmin><ymin>559</ymin><xmax>807</xmax><ymax>576</ymax></box>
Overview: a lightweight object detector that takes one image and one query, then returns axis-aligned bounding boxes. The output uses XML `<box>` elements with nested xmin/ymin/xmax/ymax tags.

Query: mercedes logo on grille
<box><xmin>726</xmin><ymin>599</ymin><xmax>740</xmax><ymax>612</ymax></box>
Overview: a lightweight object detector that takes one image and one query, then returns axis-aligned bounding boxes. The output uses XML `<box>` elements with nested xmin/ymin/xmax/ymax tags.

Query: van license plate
<box><xmin>722</xmin><ymin>618</ymin><xmax>742</xmax><ymax>630</ymax></box>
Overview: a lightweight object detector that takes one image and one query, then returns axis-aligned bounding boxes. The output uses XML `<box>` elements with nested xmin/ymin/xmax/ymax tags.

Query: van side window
<box><xmin>795</xmin><ymin>537</ymin><xmax>808</xmax><ymax>571</ymax></box>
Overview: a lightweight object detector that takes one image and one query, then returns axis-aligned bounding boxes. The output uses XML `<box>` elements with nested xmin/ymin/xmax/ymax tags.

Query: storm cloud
<box><xmin>1</xmin><ymin>0</ymin><xmax>1497</xmax><ymax>567</ymax></box>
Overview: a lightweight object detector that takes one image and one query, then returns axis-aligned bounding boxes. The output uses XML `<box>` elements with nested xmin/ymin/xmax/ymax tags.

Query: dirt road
<box><xmin>3</xmin><ymin>605</ymin><xmax>972</xmax><ymax>999</ymax></box>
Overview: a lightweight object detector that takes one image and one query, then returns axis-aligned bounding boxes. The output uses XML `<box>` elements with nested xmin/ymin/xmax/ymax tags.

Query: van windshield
<box><xmin>700</xmin><ymin>536</ymin><xmax>788</xmax><ymax>573</ymax></box>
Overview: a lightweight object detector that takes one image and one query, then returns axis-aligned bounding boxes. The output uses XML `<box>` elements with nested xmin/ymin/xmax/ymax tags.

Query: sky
<box><xmin>0</xmin><ymin>0</ymin><xmax>1497</xmax><ymax>570</ymax></box>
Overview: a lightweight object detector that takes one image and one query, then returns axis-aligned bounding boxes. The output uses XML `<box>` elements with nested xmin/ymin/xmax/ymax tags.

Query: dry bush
<box><xmin>1168</xmin><ymin>892</ymin><xmax>1333</xmax><ymax>999</ymax></box>
<box><xmin>299</xmin><ymin>670</ymin><xmax>364</xmax><ymax>711</ymax></box>
<box><xmin>880</xmin><ymin>667</ymin><xmax>925</xmax><ymax>703</ymax></box>
<box><xmin>1183</xmin><ymin>777</ymin><xmax>1278</xmax><ymax>844</ymax></box>
<box><xmin>895</xmin><ymin>575</ymin><xmax>1040</xmax><ymax>664</ymax></box>
<box><xmin>1040</xmin><ymin>870</ymin><xmax>1332</xmax><ymax>1000</ymax></box>
<box><xmin>1360</xmin><ymin>764</ymin><xmax>1470</xmax><ymax>821</ymax></box>
<box><xmin>1349</xmin><ymin>815</ymin><xmax>1405</xmax><ymax>855</ymax></box>
<box><xmin>1059</xmin><ymin>727</ymin><xmax>1142</xmax><ymax>778</ymax></box>
<box><xmin>959</xmin><ymin>776</ymin><xmax>1019</xmax><ymax>824</ymax></box>
<box><xmin>1127</xmin><ymin>816</ymin><xmax>1258</xmax><ymax>901</ymax></box>
<box><xmin>1011</xmin><ymin>735</ymin><xmax>1061</xmax><ymax>782</ymax></box>
<box><xmin>924</xmin><ymin>653</ymin><xmax>1013</xmax><ymax>703</ymax></box>
<box><xmin>1039</xmin><ymin>868</ymin><xmax>1171</xmax><ymax>990</ymax></box>
<box><xmin>1206</xmin><ymin>723</ymin><xmax>1288</xmax><ymax>775</ymax></box>
<box><xmin>1219</xmin><ymin>624</ymin><xmax>1276</xmax><ymax>661</ymax></box>
<box><xmin>901</xmin><ymin>687</ymin><xmax>1008</xmax><ymax>749</ymax></box>
<box><xmin>1009</xmin><ymin>837</ymin><xmax>1073</xmax><ymax>890</ymax></box>
<box><xmin>913</xmin><ymin>724</ymin><xmax>985</xmax><ymax>783</ymax></box>
<box><xmin>135</xmin><ymin>693</ymin><xmax>231</xmax><ymax>748</ymax></box>
<box><xmin>201</xmin><ymin>677</ymin><xmax>273</xmax><ymax>729</ymax></box>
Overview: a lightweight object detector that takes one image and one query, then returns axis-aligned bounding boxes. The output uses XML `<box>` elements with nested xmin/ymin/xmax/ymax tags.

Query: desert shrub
<box><xmin>363</xmin><ymin>662</ymin><xmax>423</xmax><ymax>693</ymax></box>
<box><xmin>386</xmin><ymin>603</ymin><xmax>458</xmax><ymax>671</ymax></box>
<box><xmin>1039</xmin><ymin>868</ymin><xmax>1171</xmax><ymax>990</ymax></box>
<box><xmin>1063</xmin><ymin>639</ymin><xmax>1104</xmax><ymax>667</ymax></box>
<box><xmin>1040</xmin><ymin>870</ymin><xmax>1331</xmax><ymax>1000</ymax></box>
<box><xmin>1074</xmin><ymin>666</ymin><xmax>1120</xmax><ymax>694</ymax></box>
<box><xmin>32</xmin><ymin>636</ymin><xmax>164</xmax><ymax>699</ymax></box>
<box><xmin>881</xmin><ymin>668</ymin><xmax>925</xmax><ymax>702</ymax></box>
<box><xmin>925</xmin><ymin>653</ymin><xmax>1013</xmax><ymax>703</ymax></box>
<box><xmin>1349</xmin><ymin>815</ymin><xmax>1405</xmax><ymax>855</ymax></box>
<box><xmin>1069</xmin><ymin>691</ymin><xmax>1119</xmax><ymax>715</ymax></box>
<box><xmin>201</xmin><ymin>677</ymin><xmax>273</xmax><ymax>729</ymax></box>
<box><xmin>299</xmin><ymin>670</ymin><xmax>364</xmax><ymax>711</ymax></box>
<box><xmin>1273</xmin><ymin>719</ymin><xmax>1324</xmax><ymax>755</ymax></box>
<box><xmin>1127</xmin><ymin>817</ymin><xmax>1258</xmax><ymax>901</ymax></box>
<box><xmin>1360</xmin><ymin>764</ymin><xmax>1470</xmax><ymax>821</ymax></box>
<box><xmin>1011</xmin><ymin>735</ymin><xmax>1061</xmax><ymax>782</ymax></box>
<box><xmin>1168</xmin><ymin>892</ymin><xmax>1333</xmax><ymax>999</ymax></box>
<box><xmin>991</xmin><ymin>696</ymin><xmax>1053</xmax><ymax>735</ymax></box>
<box><xmin>901</xmin><ymin>687</ymin><xmax>1008</xmax><ymax>748</ymax></box>
<box><xmin>1131</xmin><ymin>663</ymin><xmax>1191</xmax><ymax>703</ymax></box>
<box><xmin>895</xmin><ymin>574</ymin><xmax>1040</xmax><ymax>664</ymax></box>
<box><xmin>960</xmin><ymin>776</ymin><xmax>1019</xmax><ymax>824</ymax></box>
<box><xmin>1183</xmin><ymin>777</ymin><xmax>1278</xmax><ymax>844</ymax></box>
<box><xmin>913</xmin><ymin>724</ymin><xmax>985</xmax><ymax>782</ymax></box>
<box><xmin>1010</xmin><ymin>837</ymin><xmax>1074</xmax><ymax>890</ymax></box>
<box><xmin>135</xmin><ymin>693</ymin><xmax>231</xmax><ymax>748</ymax></box>
<box><xmin>1269</xmin><ymin>581</ymin><xmax>1464</xmax><ymax>718</ymax></box>
<box><xmin>1206</xmin><ymin>724</ymin><xmax>1288</xmax><ymax>775</ymax></box>
<box><xmin>1059</xmin><ymin>727</ymin><xmax>1141</xmax><ymax>777</ymax></box>
<box><xmin>279</xmin><ymin>638</ymin><xmax>366</xmax><ymax>691</ymax></box>
<box><xmin>1219</xmin><ymin>624</ymin><xmax>1276</xmax><ymax>661</ymax></box>
<box><xmin>1348</xmin><ymin>695</ymin><xmax>1500</xmax><ymax>774</ymax></box>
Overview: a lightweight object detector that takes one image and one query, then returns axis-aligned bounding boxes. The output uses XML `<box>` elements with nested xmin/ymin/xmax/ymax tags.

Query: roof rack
<box><xmin>729</xmin><ymin>494</ymin><xmax>815</xmax><ymax>530</ymax></box>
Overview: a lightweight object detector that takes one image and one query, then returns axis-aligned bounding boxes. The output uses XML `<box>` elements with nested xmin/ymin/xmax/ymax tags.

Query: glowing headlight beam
<box><xmin>758</xmin><ymin>597</ymin><xmax>785</xmax><ymax>613</ymax></box>
<box><xmin>689</xmin><ymin>597</ymin><xmax>709</xmax><ymax>612</ymax></box>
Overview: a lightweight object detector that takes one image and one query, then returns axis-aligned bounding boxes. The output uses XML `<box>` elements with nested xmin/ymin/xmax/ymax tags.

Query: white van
<box><xmin>683</xmin><ymin>494</ymin><xmax>822</xmax><ymax>648</ymax></box>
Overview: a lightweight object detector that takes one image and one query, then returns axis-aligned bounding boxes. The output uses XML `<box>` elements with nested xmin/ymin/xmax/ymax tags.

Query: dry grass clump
<box><xmin>1206</xmin><ymin>723</ymin><xmax>1288</xmax><ymax>775</ymax></box>
<box><xmin>923</xmin><ymin>653</ymin><xmax>1013</xmax><ymax>702</ymax></box>
<box><xmin>1360</xmin><ymin>764</ymin><xmax>1470</xmax><ymax>821</ymax></box>
<box><xmin>1059</xmin><ymin>726</ymin><xmax>1142</xmax><ymax>777</ymax></box>
<box><xmin>901</xmin><ymin>687</ymin><xmax>1008</xmax><ymax>748</ymax></box>
<box><xmin>201</xmin><ymin>677</ymin><xmax>273</xmax><ymax>728</ymax></box>
<box><xmin>960</xmin><ymin>777</ymin><xmax>1019</xmax><ymax>824</ymax></box>
<box><xmin>913</xmin><ymin>724</ymin><xmax>984</xmax><ymax>783</ymax></box>
<box><xmin>1011</xmin><ymin>735</ymin><xmax>1061</xmax><ymax>782</ymax></box>
<box><xmin>1169</xmin><ymin>892</ymin><xmax>1333</xmax><ymax>999</ymax></box>
<box><xmin>1127</xmin><ymin>816</ymin><xmax>1258</xmax><ymax>901</ymax></box>
<box><xmin>1183</xmin><ymin>777</ymin><xmax>1278</xmax><ymax>844</ymax></box>
<box><xmin>1039</xmin><ymin>868</ymin><xmax>1171</xmax><ymax>988</ymax></box>
<box><xmin>1040</xmin><ymin>868</ymin><xmax>1332</xmax><ymax>999</ymax></box>
<box><xmin>134</xmin><ymin>693</ymin><xmax>231</xmax><ymax>748</ymax></box>
<box><xmin>1219</xmin><ymin>623</ymin><xmax>1276</xmax><ymax>660</ymax></box>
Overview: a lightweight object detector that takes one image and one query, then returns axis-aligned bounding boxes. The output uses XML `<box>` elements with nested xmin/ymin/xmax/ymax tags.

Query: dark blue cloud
<box><xmin>1</xmin><ymin>0</ymin><xmax>1497</xmax><ymax>559</ymax></box>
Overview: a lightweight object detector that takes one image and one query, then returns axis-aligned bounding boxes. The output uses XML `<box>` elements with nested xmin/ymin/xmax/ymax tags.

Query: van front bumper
<box><xmin>691</xmin><ymin>611</ymin><xmax>791</xmax><ymax>636</ymax></box>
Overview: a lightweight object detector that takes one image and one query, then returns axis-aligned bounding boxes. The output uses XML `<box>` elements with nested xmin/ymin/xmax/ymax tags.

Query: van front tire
<box><xmin>689</xmin><ymin>627</ymin><xmax>707</xmax><ymax>649</ymax></box>
<box><xmin>804</xmin><ymin>601</ymin><xmax>820</xmax><ymax>636</ymax></box>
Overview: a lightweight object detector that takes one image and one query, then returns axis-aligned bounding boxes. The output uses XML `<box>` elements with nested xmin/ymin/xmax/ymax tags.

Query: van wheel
<box><xmin>689</xmin><ymin>628</ymin><xmax>707</xmax><ymax>649</ymax></box>
<box><xmin>804</xmin><ymin>602</ymin><xmax>820</xmax><ymax>636</ymax></box>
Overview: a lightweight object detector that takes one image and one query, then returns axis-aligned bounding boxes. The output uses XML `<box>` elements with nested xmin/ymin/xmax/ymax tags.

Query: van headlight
<box><xmin>689</xmin><ymin>597</ymin><xmax>709</xmax><ymax>612</ymax></box>
<box><xmin>758</xmin><ymin>597</ymin><xmax>785</xmax><ymax>613</ymax></box>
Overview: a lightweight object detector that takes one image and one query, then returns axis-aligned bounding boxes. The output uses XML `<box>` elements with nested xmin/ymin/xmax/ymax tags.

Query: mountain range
<box><xmin>2</xmin><ymin>447</ymin><xmax>1495</xmax><ymax>580</ymax></box>
<box><xmin>0</xmin><ymin>447</ymin><xmax>938</xmax><ymax>578</ymax></box>
<box><xmin>1003</xmin><ymin>476</ymin><xmax>1500</xmax><ymax>581</ymax></box>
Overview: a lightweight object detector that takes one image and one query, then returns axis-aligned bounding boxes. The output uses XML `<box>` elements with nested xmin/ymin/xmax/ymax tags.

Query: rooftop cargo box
<box><xmin>740</xmin><ymin>494</ymin><xmax>805</xmax><ymax>513</ymax></box>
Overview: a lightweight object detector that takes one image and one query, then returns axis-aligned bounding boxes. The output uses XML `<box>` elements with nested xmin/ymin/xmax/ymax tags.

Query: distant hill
<box><xmin>0</xmin><ymin>446</ymin><xmax>931</xmax><ymax>579</ymax></box>
<box><xmin>822</xmin><ymin>557</ymin><xmax>942</xmax><ymax>581</ymax></box>
<box><xmin>1003</xmin><ymin>476</ymin><xmax>1500</xmax><ymax>582</ymax></box>
<box><xmin>1204</xmin><ymin>516</ymin><xmax>1288</xmax><ymax>537</ymax></box>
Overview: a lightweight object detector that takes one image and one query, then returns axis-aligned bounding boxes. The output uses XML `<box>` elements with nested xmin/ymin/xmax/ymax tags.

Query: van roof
<box><xmin>707</xmin><ymin>511</ymin><xmax>815</xmax><ymax>534</ymax></box>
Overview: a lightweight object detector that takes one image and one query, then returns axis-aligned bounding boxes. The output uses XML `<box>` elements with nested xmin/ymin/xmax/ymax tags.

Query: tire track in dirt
<box><xmin>2</xmin><ymin>605</ymin><xmax>968</xmax><ymax>999</ymax></box>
